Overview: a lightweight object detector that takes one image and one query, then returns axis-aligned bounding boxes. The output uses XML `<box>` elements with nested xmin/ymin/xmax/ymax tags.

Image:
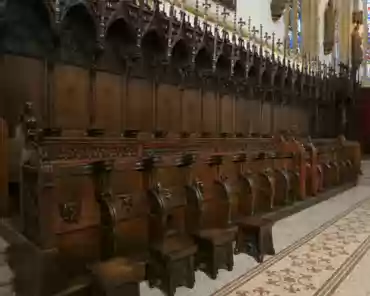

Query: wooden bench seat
<box><xmin>91</xmin><ymin>257</ymin><xmax>146</xmax><ymax>296</ymax></box>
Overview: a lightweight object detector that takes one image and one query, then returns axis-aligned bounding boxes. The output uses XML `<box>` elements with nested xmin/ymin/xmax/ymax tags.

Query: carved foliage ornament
<box><xmin>270</xmin><ymin>0</ymin><xmax>289</xmax><ymax>22</ymax></box>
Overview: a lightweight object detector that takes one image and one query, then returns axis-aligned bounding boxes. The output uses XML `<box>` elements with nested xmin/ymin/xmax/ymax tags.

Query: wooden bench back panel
<box><xmin>148</xmin><ymin>155</ymin><xmax>189</xmax><ymax>242</ymax></box>
<box><xmin>105</xmin><ymin>159</ymin><xmax>149</xmax><ymax>257</ymax></box>
<box><xmin>187</xmin><ymin>154</ymin><xmax>229</xmax><ymax>231</ymax></box>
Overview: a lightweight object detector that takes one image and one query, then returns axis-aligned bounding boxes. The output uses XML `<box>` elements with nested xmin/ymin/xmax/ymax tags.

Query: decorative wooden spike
<box><xmin>251</xmin><ymin>26</ymin><xmax>258</xmax><ymax>39</ymax></box>
<box><xmin>216</xmin><ymin>2</ymin><xmax>220</xmax><ymax>23</ymax></box>
<box><xmin>276</xmin><ymin>38</ymin><xmax>283</xmax><ymax>51</ymax></box>
<box><xmin>203</xmin><ymin>0</ymin><xmax>211</xmax><ymax>19</ymax></box>
<box><xmin>194</xmin><ymin>0</ymin><xmax>199</xmax><ymax>26</ymax></box>
<box><xmin>259</xmin><ymin>24</ymin><xmax>263</xmax><ymax>55</ymax></box>
<box><xmin>221</xmin><ymin>7</ymin><xmax>230</xmax><ymax>24</ymax></box>
<box><xmin>264</xmin><ymin>32</ymin><xmax>271</xmax><ymax>45</ymax></box>
<box><xmin>271</xmin><ymin>32</ymin><xmax>275</xmax><ymax>60</ymax></box>
<box><xmin>238</xmin><ymin>18</ymin><xmax>246</xmax><ymax>34</ymax></box>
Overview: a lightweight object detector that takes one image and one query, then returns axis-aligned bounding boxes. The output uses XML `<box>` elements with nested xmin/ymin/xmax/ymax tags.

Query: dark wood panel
<box><xmin>54</xmin><ymin>65</ymin><xmax>89</xmax><ymax>131</ymax></box>
<box><xmin>157</xmin><ymin>84</ymin><xmax>181</xmax><ymax>132</ymax></box>
<box><xmin>95</xmin><ymin>72</ymin><xmax>122</xmax><ymax>134</ymax></box>
<box><xmin>247</xmin><ymin>99</ymin><xmax>260</xmax><ymax>134</ymax></box>
<box><xmin>0</xmin><ymin>55</ymin><xmax>44</xmax><ymax>132</ymax></box>
<box><xmin>261</xmin><ymin>103</ymin><xmax>272</xmax><ymax>135</ymax></box>
<box><xmin>183</xmin><ymin>89</ymin><xmax>201</xmax><ymax>133</ymax></box>
<box><xmin>203</xmin><ymin>91</ymin><xmax>217</xmax><ymax>134</ymax></box>
<box><xmin>127</xmin><ymin>78</ymin><xmax>153</xmax><ymax>131</ymax></box>
<box><xmin>221</xmin><ymin>94</ymin><xmax>233</xmax><ymax>133</ymax></box>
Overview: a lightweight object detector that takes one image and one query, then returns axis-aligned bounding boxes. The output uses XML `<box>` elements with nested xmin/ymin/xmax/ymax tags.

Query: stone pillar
<box><xmin>293</xmin><ymin>0</ymin><xmax>298</xmax><ymax>50</ymax></box>
<box><xmin>301</xmin><ymin>0</ymin><xmax>310</xmax><ymax>55</ymax></box>
<box><xmin>339</xmin><ymin>0</ymin><xmax>352</xmax><ymax>64</ymax></box>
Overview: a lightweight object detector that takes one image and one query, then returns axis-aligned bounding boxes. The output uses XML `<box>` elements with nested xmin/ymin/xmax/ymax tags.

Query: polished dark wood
<box><xmin>186</xmin><ymin>153</ymin><xmax>237</xmax><ymax>279</ymax></box>
<box><xmin>145</xmin><ymin>153</ymin><xmax>197</xmax><ymax>296</ymax></box>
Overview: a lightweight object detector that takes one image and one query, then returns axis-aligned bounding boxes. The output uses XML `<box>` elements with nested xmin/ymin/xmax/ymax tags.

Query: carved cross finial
<box><xmin>221</xmin><ymin>7</ymin><xmax>230</xmax><ymax>23</ymax></box>
<box><xmin>251</xmin><ymin>26</ymin><xmax>258</xmax><ymax>39</ymax></box>
<box><xmin>238</xmin><ymin>18</ymin><xmax>246</xmax><ymax>33</ymax></box>
<box><xmin>276</xmin><ymin>38</ymin><xmax>283</xmax><ymax>50</ymax></box>
<box><xmin>264</xmin><ymin>32</ymin><xmax>271</xmax><ymax>45</ymax></box>
<box><xmin>203</xmin><ymin>0</ymin><xmax>211</xmax><ymax>18</ymax></box>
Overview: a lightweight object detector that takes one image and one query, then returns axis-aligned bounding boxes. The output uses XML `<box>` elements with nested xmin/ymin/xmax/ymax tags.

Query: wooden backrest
<box><xmin>147</xmin><ymin>153</ymin><xmax>192</xmax><ymax>244</ymax></box>
<box><xmin>92</xmin><ymin>156</ymin><xmax>149</xmax><ymax>260</ymax></box>
<box><xmin>186</xmin><ymin>153</ymin><xmax>230</xmax><ymax>232</ymax></box>
<box><xmin>219</xmin><ymin>152</ymin><xmax>255</xmax><ymax>220</ymax></box>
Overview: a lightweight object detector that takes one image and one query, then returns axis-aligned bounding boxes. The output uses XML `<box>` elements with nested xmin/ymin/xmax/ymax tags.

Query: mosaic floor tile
<box><xmin>212</xmin><ymin>197</ymin><xmax>370</xmax><ymax>296</ymax></box>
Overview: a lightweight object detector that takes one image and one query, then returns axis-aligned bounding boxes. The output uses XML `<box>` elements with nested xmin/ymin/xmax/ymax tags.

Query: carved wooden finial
<box><xmin>251</xmin><ymin>26</ymin><xmax>259</xmax><ymax>39</ymax></box>
<box><xmin>276</xmin><ymin>38</ymin><xmax>283</xmax><ymax>51</ymax></box>
<box><xmin>221</xmin><ymin>7</ymin><xmax>230</xmax><ymax>24</ymax></box>
<box><xmin>238</xmin><ymin>18</ymin><xmax>246</xmax><ymax>34</ymax></box>
<box><xmin>259</xmin><ymin>24</ymin><xmax>264</xmax><ymax>55</ymax></box>
<box><xmin>203</xmin><ymin>0</ymin><xmax>211</xmax><ymax>19</ymax></box>
<box><xmin>247</xmin><ymin>16</ymin><xmax>252</xmax><ymax>34</ymax></box>
<box><xmin>233</xmin><ymin>10</ymin><xmax>237</xmax><ymax>32</ymax></box>
<box><xmin>215</xmin><ymin>2</ymin><xmax>220</xmax><ymax>24</ymax></box>
<box><xmin>264</xmin><ymin>32</ymin><xmax>271</xmax><ymax>45</ymax></box>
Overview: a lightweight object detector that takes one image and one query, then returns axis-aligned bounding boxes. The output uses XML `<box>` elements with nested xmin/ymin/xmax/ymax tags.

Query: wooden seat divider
<box><xmin>303</xmin><ymin>138</ymin><xmax>319</xmax><ymax>196</ymax></box>
<box><xmin>185</xmin><ymin>152</ymin><xmax>237</xmax><ymax>279</ymax></box>
<box><xmin>217</xmin><ymin>151</ymin><xmax>275</xmax><ymax>263</ymax></box>
<box><xmin>145</xmin><ymin>152</ymin><xmax>197</xmax><ymax>296</ymax></box>
<box><xmin>90</xmin><ymin>156</ymin><xmax>148</xmax><ymax>296</ymax></box>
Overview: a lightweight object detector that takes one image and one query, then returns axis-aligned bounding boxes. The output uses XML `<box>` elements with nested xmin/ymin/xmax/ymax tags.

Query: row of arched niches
<box><xmin>1</xmin><ymin>0</ymin><xmax>356</xmax><ymax>102</ymax></box>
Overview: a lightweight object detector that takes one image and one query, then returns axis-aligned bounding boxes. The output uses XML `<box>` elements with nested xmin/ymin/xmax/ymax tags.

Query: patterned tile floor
<box><xmin>213</xmin><ymin>197</ymin><xmax>370</xmax><ymax>296</ymax></box>
<box><xmin>142</xmin><ymin>162</ymin><xmax>370</xmax><ymax>296</ymax></box>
